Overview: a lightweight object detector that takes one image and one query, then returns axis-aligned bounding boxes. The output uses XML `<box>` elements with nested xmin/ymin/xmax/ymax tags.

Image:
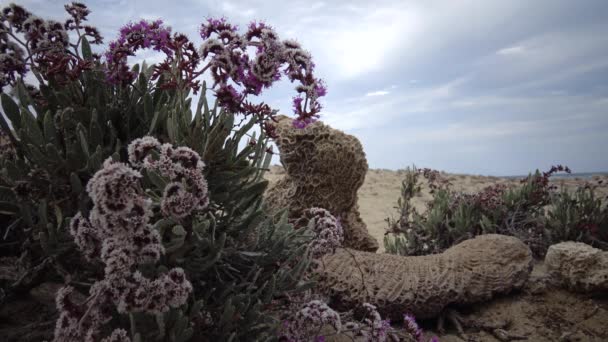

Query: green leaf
<box><xmin>45</xmin><ymin>144</ymin><xmax>64</xmax><ymax>164</ymax></box>
<box><xmin>15</xmin><ymin>80</ymin><xmax>32</xmax><ymax>107</ymax></box>
<box><xmin>81</xmin><ymin>36</ymin><xmax>92</xmax><ymax>59</ymax></box>
<box><xmin>43</xmin><ymin>110</ymin><xmax>57</xmax><ymax>145</ymax></box>
<box><xmin>131</xmin><ymin>63</ymin><xmax>140</xmax><ymax>75</ymax></box>
<box><xmin>77</xmin><ymin>123</ymin><xmax>90</xmax><ymax>157</ymax></box>
<box><xmin>54</xmin><ymin>205</ymin><xmax>63</xmax><ymax>229</ymax></box>
<box><xmin>144</xmin><ymin>169</ymin><xmax>167</xmax><ymax>190</ymax></box>
<box><xmin>172</xmin><ymin>225</ymin><xmax>186</xmax><ymax>236</ymax></box>
<box><xmin>70</xmin><ymin>172</ymin><xmax>83</xmax><ymax>194</ymax></box>
<box><xmin>148</xmin><ymin>110</ymin><xmax>160</xmax><ymax>135</ymax></box>
<box><xmin>21</xmin><ymin>107</ymin><xmax>44</xmax><ymax>147</ymax></box>
<box><xmin>89</xmin><ymin>109</ymin><xmax>102</xmax><ymax>149</ymax></box>
<box><xmin>87</xmin><ymin>145</ymin><xmax>103</xmax><ymax>172</ymax></box>
<box><xmin>143</xmin><ymin>93</ymin><xmax>154</xmax><ymax>121</ymax></box>
<box><xmin>38</xmin><ymin>199</ymin><xmax>48</xmax><ymax>231</ymax></box>
<box><xmin>27</xmin><ymin>143</ymin><xmax>48</xmax><ymax>165</ymax></box>
<box><xmin>1</xmin><ymin>93</ymin><xmax>21</xmax><ymax>130</ymax></box>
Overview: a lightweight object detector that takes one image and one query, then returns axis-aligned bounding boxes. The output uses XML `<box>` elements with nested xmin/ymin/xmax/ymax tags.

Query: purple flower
<box><xmin>105</xmin><ymin>19</ymin><xmax>172</xmax><ymax>85</ymax></box>
<box><xmin>403</xmin><ymin>313</ymin><xmax>423</xmax><ymax>341</ymax></box>
<box><xmin>200</xmin><ymin>17</ymin><xmax>238</xmax><ymax>39</ymax></box>
<box><xmin>314</xmin><ymin>80</ymin><xmax>327</xmax><ymax>97</ymax></box>
<box><xmin>292</xmin><ymin>96</ymin><xmax>303</xmax><ymax>113</ymax></box>
<box><xmin>292</xmin><ymin>117</ymin><xmax>317</xmax><ymax>129</ymax></box>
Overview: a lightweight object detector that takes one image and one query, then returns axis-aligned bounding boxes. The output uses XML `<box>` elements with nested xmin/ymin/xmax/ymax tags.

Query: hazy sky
<box><xmin>4</xmin><ymin>0</ymin><xmax>608</xmax><ymax>175</ymax></box>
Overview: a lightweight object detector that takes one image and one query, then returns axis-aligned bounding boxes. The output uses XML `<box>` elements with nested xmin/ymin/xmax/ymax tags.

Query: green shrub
<box><xmin>547</xmin><ymin>184</ymin><xmax>608</xmax><ymax>250</ymax></box>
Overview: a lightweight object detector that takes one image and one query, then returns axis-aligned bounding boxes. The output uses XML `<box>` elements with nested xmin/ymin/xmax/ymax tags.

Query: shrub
<box><xmin>0</xmin><ymin>2</ymin><xmax>330</xmax><ymax>341</ymax></box>
<box><xmin>546</xmin><ymin>183</ymin><xmax>608</xmax><ymax>250</ymax></box>
<box><xmin>383</xmin><ymin>165</ymin><xmax>602</xmax><ymax>257</ymax></box>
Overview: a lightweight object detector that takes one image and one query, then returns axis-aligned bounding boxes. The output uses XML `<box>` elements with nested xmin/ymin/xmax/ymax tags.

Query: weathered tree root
<box><xmin>315</xmin><ymin>234</ymin><xmax>534</xmax><ymax>327</ymax></box>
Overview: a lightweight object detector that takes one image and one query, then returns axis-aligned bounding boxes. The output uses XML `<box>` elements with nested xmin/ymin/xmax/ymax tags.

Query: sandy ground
<box><xmin>264</xmin><ymin>166</ymin><xmax>608</xmax><ymax>341</ymax></box>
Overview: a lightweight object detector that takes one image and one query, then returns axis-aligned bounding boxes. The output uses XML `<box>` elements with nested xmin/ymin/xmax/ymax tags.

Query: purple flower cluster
<box><xmin>293</xmin><ymin>208</ymin><xmax>344</xmax><ymax>258</ymax></box>
<box><xmin>106</xmin><ymin>15</ymin><xmax>326</xmax><ymax>130</ymax></box>
<box><xmin>200</xmin><ymin>18</ymin><xmax>326</xmax><ymax>128</ymax></box>
<box><xmin>56</xmin><ymin>154</ymin><xmax>196</xmax><ymax>341</ymax></box>
<box><xmin>127</xmin><ymin>136</ymin><xmax>209</xmax><ymax>219</ymax></box>
<box><xmin>358</xmin><ymin>303</ymin><xmax>391</xmax><ymax>342</ymax></box>
<box><xmin>105</xmin><ymin>19</ymin><xmax>172</xmax><ymax>84</ymax></box>
<box><xmin>0</xmin><ymin>3</ymin><xmax>103</xmax><ymax>89</ymax></box>
<box><xmin>280</xmin><ymin>299</ymin><xmax>342</xmax><ymax>341</ymax></box>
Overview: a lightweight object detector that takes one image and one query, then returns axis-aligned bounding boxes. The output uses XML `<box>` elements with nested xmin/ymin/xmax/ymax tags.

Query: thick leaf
<box><xmin>81</xmin><ymin>36</ymin><xmax>92</xmax><ymax>59</ymax></box>
<box><xmin>43</xmin><ymin>110</ymin><xmax>58</xmax><ymax>144</ymax></box>
<box><xmin>89</xmin><ymin>109</ymin><xmax>102</xmax><ymax>149</ymax></box>
<box><xmin>21</xmin><ymin>107</ymin><xmax>44</xmax><ymax>147</ymax></box>
<box><xmin>144</xmin><ymin>93</ymin><xmax>154</xmax><ymax>121</ymax></box>
<box><xmin>87</xmin><ymin>145</ymin><xmax>103</xmax><ymax>172</ymax></box>
<box><xmin>70</xmin><ymin>172</ymin><xmax>83</xmax><ymax>194</ymax></box>
<box><xmin>1</xmin><ymin>93</ymin><xmax>21</xmax><ymax>130</ymax></box>
<box><xmin>15</xmin><ymin>80</ymin><xmax>32</xmax><ymax>107</ymax></box>
<box><xmin>27</xmin><ymin>143</ymin><xmax>48</xmax><ymax>166</ymax></box>
<box><xmin>77</xmin><ymin>123</ymin><xmax>90</xmax><ymax>157</ymax></box>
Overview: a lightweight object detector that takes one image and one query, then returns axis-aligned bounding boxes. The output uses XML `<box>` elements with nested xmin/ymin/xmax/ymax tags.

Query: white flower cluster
<box><xmin>128</xmin><ymin>136</ymin><xmax>209</xmax><ymax>219</ymax></box>
<box><xmin>281</xmin><ymin>299</ymin><xmax>342</xmax><ymax>341</ymax></box>
<box><xmin>22</xmin><ymin>15</ymin><xmax>69</xmax><ymax>52</ymax></box>
<box><xmin>358</xmin><ymin>303</ymin><xmax>391</xmax><ymax>342</ymax></box>
<box><xmin>295</xmin><ymin>208</ymin><xmax>344</xmax><ymax>258</ymax></box>
<box><xmin>55</xmin><ymin>137</ymin><xmax>210</xmax><ymax>341</ymax></box>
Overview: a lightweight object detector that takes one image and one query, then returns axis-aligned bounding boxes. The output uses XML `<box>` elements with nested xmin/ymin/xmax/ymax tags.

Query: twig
<box><xmin>342</xmin><ymin>248</ymin><xmax>370</xmax><ymax>298</ymax></box>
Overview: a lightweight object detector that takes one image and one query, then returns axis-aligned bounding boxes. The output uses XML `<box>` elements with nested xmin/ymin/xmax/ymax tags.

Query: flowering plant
<box><xmin>0</xmin><ymin>2</ymin><xmax>328</xmax><ymax>341</ymax></box>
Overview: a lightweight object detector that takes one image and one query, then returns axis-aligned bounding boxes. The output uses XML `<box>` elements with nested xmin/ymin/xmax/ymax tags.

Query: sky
<box><xmin>3</xmin><ymin>0</ymin><xmax>608</xmax><ymax>176</ymax></box>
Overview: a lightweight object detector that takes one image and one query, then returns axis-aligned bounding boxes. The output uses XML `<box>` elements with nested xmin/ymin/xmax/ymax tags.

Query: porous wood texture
<box><xmin>265</xmin><ymin>115</ymin><xmax>378</xmax><ymax>251</ymax></box>
<box><xmin>315</xmin><ymin>234</ymin><xmax>533</xmax><ymax>320</ymax></box>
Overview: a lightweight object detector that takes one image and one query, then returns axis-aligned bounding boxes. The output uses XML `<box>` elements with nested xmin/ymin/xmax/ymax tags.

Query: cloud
<box><xmin>365</xmin><ymin>90</ymin><xmax>390</xmax><ymax>97</ymax></box>
<box><xmin>496</xmin><ymin>45</ymin><xmax>526</xmax><ymax>56</ymax></box>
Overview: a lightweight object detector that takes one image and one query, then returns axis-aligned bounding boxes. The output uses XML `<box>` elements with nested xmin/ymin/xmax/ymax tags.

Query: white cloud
<box><xmin>365</xmin><ymin>90</ymin><xmax>390</xmax><ymax>97</ymax></box>
<box><xmin>497</xmin><ymin>45</ymin><xmax>526</xmax><ymax>56</ymax></box>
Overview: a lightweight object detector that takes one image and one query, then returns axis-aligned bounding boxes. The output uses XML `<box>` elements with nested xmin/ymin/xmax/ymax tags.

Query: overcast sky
<box><xmin>5</xmin><ymin>0</ymin><xmax>608</xmax><ymax>175</ymax></box>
